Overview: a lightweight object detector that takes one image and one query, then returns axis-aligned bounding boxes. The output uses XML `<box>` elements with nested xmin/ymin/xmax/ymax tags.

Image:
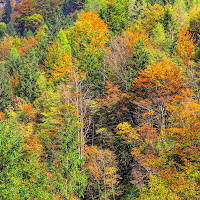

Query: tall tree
<box><xmin>66</xmin><ymin>10</ymin><xmax>110</xmax><ymax>96</ymax></box>
<box><xmin>116</xmin><ymin>58</ymin><xmax>187</xmax><ymax>187</ymax></box>
<box><xmin>14</xmin><ymin>0</ymin><xmax>36</xmax><ymax>34</ymax></box>
<box><xmin>140</xmin><ymin>92</ymin><xmax>200</xmax><ymax>199</ymax></box>
<box><xmin>2</xmin><ymin>0</ymin><xmax>12</xmax><ymax>24</ymax></box>
<box><xmin>99</xmin><ymin>0</ymin><xmax>129</xmax><ymax>34</ymax></box>
<box><xmin>62</xmin><ymin>0</ymin><xmax>81</xmax><ymax>16</ymax></box>
<box><xmin>0</xmin><ymin>62</ymin><xmax>14</xmax><ymax>111</ymax></box>
<box><xmin>84</xmin><ymin>145</ymin><xmax>120</xmax><ymax>200</ymax></box>
<box><xmin>0</xmin><ymin>121</ymin><xmax>24</xmax><ymax>199</ymax></box>
<box><xmin>50</xmin><ymin>104</ymin><xmax>87</xmax><ymax>199</ymax></box>
<box><xmin>47</xmin><ymin>6</ymin><xmax>70</xmax><ymax>36</ymax></box>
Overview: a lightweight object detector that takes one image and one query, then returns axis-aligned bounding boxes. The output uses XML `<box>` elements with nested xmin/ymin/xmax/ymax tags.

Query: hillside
<box><xmin>0</xmin><ymin>0</ymin><xmax>200</xmax><ymax>199</ymax></box>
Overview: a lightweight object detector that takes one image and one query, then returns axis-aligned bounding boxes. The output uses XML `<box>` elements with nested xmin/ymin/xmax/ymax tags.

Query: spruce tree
<box><xmin>52</xmin><ymin>105</ymin><xmax>87</xmax><ymax>199</ymax></box>
<box><xmin>2</xmin><ymin>0</ymin><xmax>12</xmax><ymax>24</ymax></box>
<box><xmin>0</xmin><ymin>62</ymin><xmax>14</xmax><ymax>111</ymax></box>
<box><xmin>5</xmin><ymin>21</ymin><xmax>16</xmax><ymax>36</ymax></box>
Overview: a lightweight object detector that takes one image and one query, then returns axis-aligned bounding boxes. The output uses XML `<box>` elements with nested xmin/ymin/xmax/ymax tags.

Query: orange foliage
<box><xmin>19</xmin><ymin>36</ymin><xmax>38</xmax><ymax>56</ymax></box>
<box><xmin>11</xmin><ymin>0</ymin><xmax>17</xmax><ymax>8</ymax></box>
<box><xmin>11</xmin><ymin>74</ymin><xmax>19</xmax><ymax>86</ymax></box>
<box><xmin>44</xmin><ymin>41</ymin><xmax>72</xmax><ymax>79</ymax></box>
<box><xmin>0</xmin><ymin>36</ymin><xmax>22</xmax><ymax>60</ymax></box>
<box><xmin>123</xmin><ymin>30</ymin><xmax>149</xmax><ymax>54</ymax></box>
<box><xmin>25</xmin><ymin>134</ymin><xmax>42</xmax><ymax>154</ymax></box>
<box><xmin>52</xmin><ymin>52</ymin><xmax>73</xmax><ymax>79</ymax></box>
<box><xmin>0</xmin><ymin>35</ymin><xmax>37</xmax><ymax>60</ymax></box>
<box><xmin>116</xmin><ymin>121</ymin><xmax>157</xmax><ymax>172</ymax></box>
<box><xmin>22</xmin><ymin>104</ymin><xmax>35</xmax><ymax>120</ymax></box>
<box><xmin>0</xmin><ymin>112</ymin><xmax>5</xmax><ymax>119</ymax></box>
<box><xmin>97</xmin><ymin>81</ymin><xmax>130</xmax><ymax>109</ymax></box>
<box><xmin>177</xmin><ymin>28</ymin><xmax>195</xmax><ymax>65</ymax></box>
<box><xmin>66</xmin><ymin>10</ymin><xmax>110</xmax><ymax>51</ymax></box>
<box><xmin>15</xmin><ymin>0</ymin><xmax>35</xmax><ymax>18</ymax></box>
<box><xmin>144</xmin><ymin>95</ymin><xmax>200</xmax><ymax>198</ymax></box>
<box><xmin>132</xmin><ymin>58</ymin><xmax>185</xmax><ymax>105</ymax></box>
<box><xmin>117</xmin><ymin>58</ymin><xmax>192</xmax><ymax>181</ymax></box>
<box><xmin>84</xmin><ymin>145</ymin><xmax>120</xmax><ymax>197</ymax></box>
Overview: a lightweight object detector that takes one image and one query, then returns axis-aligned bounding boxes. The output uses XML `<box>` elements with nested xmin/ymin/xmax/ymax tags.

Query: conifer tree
<box><xmin>0</xmin><ymin>121</ymin><xmax>24</xmax><ymax>199</ymax></box>
<box><xmin>5</xmin><ymin>21</ymin><xmax>16</xmax><ymax>36</ymax></box>
<box><xmin>51</xmin><ymin>104</ymin><xmax>87</xmax><ymax>199</ymax></box>
<box><xmin>2</xmin><ymin>0</ymin><xmax>12</xmax><ymax>24</ymax></box>
<box><xmin>62</xmin><ymin>0</ymin><xmax>76</xmax><ymax>16</ymax></box>
<box><xmin>0</xmin><ymin>62</ymin><xmax>14</xmax><ymax>111</ymax></box>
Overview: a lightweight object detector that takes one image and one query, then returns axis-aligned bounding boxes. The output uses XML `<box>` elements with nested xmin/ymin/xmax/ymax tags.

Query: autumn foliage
<box><xmin>1</xmin><ymin>1</ymin><xmax>200</xmax><ymax>200</ymax></box>
<box><xmin>177</xmin><ymin>28</ymin><xmax>195</xmax><ymax>65</ymax></box>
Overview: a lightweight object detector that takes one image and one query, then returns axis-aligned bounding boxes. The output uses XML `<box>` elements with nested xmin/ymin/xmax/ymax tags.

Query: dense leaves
<box><xmin>0</xmin><ymin>0</ymin><xmax>200</xmax><ymax>199</ymax></box>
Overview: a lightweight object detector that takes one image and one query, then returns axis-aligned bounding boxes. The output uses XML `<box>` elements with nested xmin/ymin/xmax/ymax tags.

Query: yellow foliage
<box><xmin>133</xmin><ymin>3</ymin><xmax>164</xmax><ymax>33</ymax></box>
<box><xmin>116</xmin><ymin>122</ymin><xmax>139</xmax><ymax>142</ymax></box>
<box><xmin>66</xmin><ymin>10</ymin><xmax>110</xmax><ymax>51</ymax></box>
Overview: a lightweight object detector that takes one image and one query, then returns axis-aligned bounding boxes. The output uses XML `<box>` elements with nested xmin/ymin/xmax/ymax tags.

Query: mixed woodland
<box><xmin>0</xmin><ymin>0</ymin><xmax>200</xmax><ymax>199</ymax></box>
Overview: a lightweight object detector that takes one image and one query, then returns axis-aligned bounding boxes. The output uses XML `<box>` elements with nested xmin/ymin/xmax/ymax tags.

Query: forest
<box><xmin>0</xmin><ymin>0</ymin><xmax>200</xmax><ymax>199</ymax></box>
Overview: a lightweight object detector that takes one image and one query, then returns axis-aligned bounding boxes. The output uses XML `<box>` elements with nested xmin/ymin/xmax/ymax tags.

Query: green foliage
<box><xmin>99</xmin><ymin>0</ymin><xmax>129</xmax><ymax>34</ymax></box>
<box><xmin>35</xmin><ymin>25</ymin><xmax>51</xmax><ymax>67</ymax></box>
<box><xmin>140</xmin><ymin>174</ymin><xmax>179</xmax><ymax>200</ymax></box>
<box><xmin>51</xmin><ymin>105</ymin><xmax>87</xmax><ymax>199</ymax></box>
<box><xmin>152</xmin><ymin>23</ymin><xmax>166</xmax><ymax>43</ymax></box>
<box><xmin>126</xmin><ymin>38</ymin><xmax>149</xmax><ymax>88</ymax></box>
<box><xmin>6</xmin><ymin>47</ymin><xmax>21</xmax><ymax>78</ymax></box>
<box><xmin>84</xmin><ymin>0</ymin><xmax>104</xmax><ymax>11</ymax></box>
<box><xmin>5</xmin><ymin>21</ymin><xmax>16</xmax><ymax>36</ymax></box>
<box><xmin>5</xmin><ymin>47</ymin><xmax>41</xmax><ymax>103</ymax></box>
<box><xmin>0</xmin><ymin>121</ymin><xmax>24</xmax><ymax>199</ymax></box>
<box><xmin>119</xmin><ymin>184</ymin><xmax>140</xmax><ymax>199</ymax></box>
<box><xmin>0</xmin><ymin>62</ymin><xmax>14</xmax><ymax>111</ymax></box>
<box><xmin>0</xmin><ymin>22</ymin><xmax>6</xmax><ymax>37</ymax></box>
<box><xmin>57</xmin><ymin>29</ymin><xmax>71</xmax><ymax>53</ymax></box>
<box><xmin>17</xmin><ymin>47</ymin><xmax>41</xmax><ymax>102</ymax></box>
<box><xmin>75</xmin><ymin>46</ymin><xmax>105</xmax><ymax>96</ymax></box>
<box><xmin>25</xmin><ymin>13</ymin><xmax>44</xmax><ymax>33</ymax></box>
<box><xmin>47</xmin><ymin>6</ymin><xmax>71</xmax><ymax>36</ymax></box>
<box><xmin>162</xmin><ymin>7</ymin><xmax>176</xmax><ymax>34</ymax></box>
<box><xmin>0</xmin><ymin>1</ymin><xmax>200</xmax><ymax>199</ymax></box>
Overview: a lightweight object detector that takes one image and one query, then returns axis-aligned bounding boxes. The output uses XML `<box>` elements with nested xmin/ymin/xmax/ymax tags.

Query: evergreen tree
<box><xmin>5</xmin><ymin>21</ymin><xmax>16</xmax><ymax>36</ymax></box>
<box><xmin>0</xmin><ymin>62</ymin><xmax>14</xmax><ymax>111</ymax></box>
<box><xmin>51</xmin><ymin>105</ymin><xmax>87</xmax><ymax>199</ymax></box>
<box><xmin>5</xmin><ymin>48</ymin><xmax>23</xmax><ymax>84</ymax></box>
<box><xmin>23</xmin><ymin>28</ymin><xmax>34</xmax><ymax>37</ymax></box>
<box><xmin>18</xmin><ymin>47</ymin><xmax>41</xmax><ymax>103</ymax></box>
<box><xmin>47</xmin><ymin>6</ymin><xmax>70</xmax><ymax>36</ymax></box>
<box><xmin>62</xmin><ymin>0</ymin><xmax>82</xmax><ymax>16</ymax></box>
<box><xmin>74</xmin><ymin>46</ymin><xmax>105</xmax><ymax>96</ymax></box>
<box><xmin>0</xmin><ymin>121</ymin><xmax>24</xmax><ymax>199</ymax></box>
<box><xmin>0</xmin><ymin>12</ymin><xmax>3</xmax><ymax>22</ymax></box>
<box><xmin>2</xmin><ymin>0</ymin><xmax>12</xmax><ymax>24</ymax></box>
<box><xmin>36</xmin><ymin>25</ymin><xmax>51</xmax><ymax>67</ymax></box>
<box><xmin>126</xmin><ymin>38</ymin><xmax>149</xmax><ymax>88</ymax></box>
<box><xmin>99</xmin><ymin>0</ymin><xmax>129</xmax><ymax>34</ymax></box>
<box><xmin>57</xmin><ymin>29</ymin><xmax>71</xmax><ymax>53</ymax></box>
<box><xmin>5</xmin><ymin>47</ymin><xmax>41</xmax><ymax>103</ymax></box>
